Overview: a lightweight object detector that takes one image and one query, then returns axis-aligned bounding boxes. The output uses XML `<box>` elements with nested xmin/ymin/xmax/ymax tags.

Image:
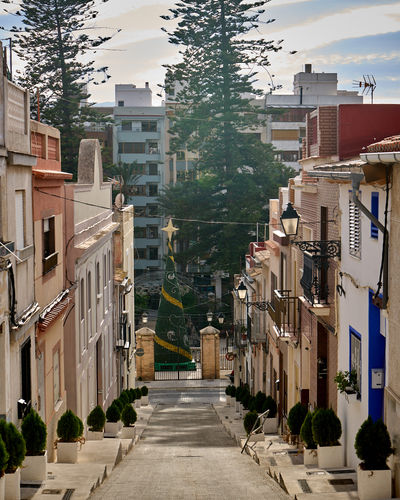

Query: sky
<box><xmin>1</xmin><ymin>0</ymin><xmax>400</xmax><ymax>105</ymax></box>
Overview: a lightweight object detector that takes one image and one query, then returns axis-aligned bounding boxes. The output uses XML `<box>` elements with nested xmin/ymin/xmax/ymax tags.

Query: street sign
<box><xmin>135</xmin><ymin>348</ymin><xmax>144</xmax><ymax>357</ymax></box>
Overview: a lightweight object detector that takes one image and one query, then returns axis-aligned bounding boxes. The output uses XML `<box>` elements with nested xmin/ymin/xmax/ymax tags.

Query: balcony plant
<box><xmin>312</xmin><ymin>408</ymin><xmax>343</xmax><ymax>468</ymax></box>
<box><xmin>21</xmin><ymin>408</ymin><xmax>48</xmax><ymax>482</ymax></box>
<box><xmin>56</xmin><ymin>410</ymin><xmax>83</xmax><ymax>463</ymax></box>
<box><xmin>121</xmin><ymin>404</ymin><xmax>137</xmax><ymax>439</ymax></box>
<box><xmin>0</xmin><ymin>435</ymin><xmax>8</xmax><ymax>499</ymax></box>
<box><xmin>300</xmin><ymin>411</ymin><xmax>317</xmax><ymax>465</ymax></box>
<box><xmin>262</xmin><ymin>396</ymin><xmax>278</xmax><ymax>434</ymax></box>
<box><xmin>0</xmin><ymin>420</ymin><xmax>26</xmax><ymax>498</ymax></box>
<box><xmin>334</xmin><ymin>370</ymin><xmax>360</xmax><ymax>400</ymax></box>
<box><xmin>140</xmin><ymin>386</ymin><xmax>149</xmax><ymax>406</ymax></box>
<box><xmin>86</xmin><ymin>406</ymin><xmax>106</xmax><ymax>441</ymax></box>
<box><xmin>104</xmin><ymin>402</ymin><xmax>121</xmax><ymax>437</ymax></box>
<box><xmin>287</xmin><ymin>402</ymin><xmax>307</xmax><ymax>443</ymax></box>
<box><xmin>355</xmin><ymin>416</ymin><xmax>393</xmax><ymax>500</ymax></box>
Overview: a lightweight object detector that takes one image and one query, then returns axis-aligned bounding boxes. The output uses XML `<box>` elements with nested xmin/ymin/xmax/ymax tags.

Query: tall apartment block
<box><xmin>113</xmin><ymin>83</ymin><xmax>166</xmax><ymax>277</ymax></box>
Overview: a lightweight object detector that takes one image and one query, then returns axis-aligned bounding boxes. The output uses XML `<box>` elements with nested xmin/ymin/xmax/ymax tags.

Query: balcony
<box><xmin>42</xmin><ymin>252</ymin><xmax>58</xmax><ymax>275</ymax></box>
<box><xmin>234</xmin><ymin>319</ymin><xmax>249</xmax><ymax>348</ymax></box>
<box><xmin>267</xmin><ymin>289</ymin><xmax>300</xmax><ymax>340</ymax></box>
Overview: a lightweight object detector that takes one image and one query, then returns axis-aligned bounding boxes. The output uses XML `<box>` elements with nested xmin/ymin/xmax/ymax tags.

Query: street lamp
<box><xmin>217</xmin><ymin>313</ymin><xmax>225</xmax><ymax>325</ymax></box>
<box><xmin>235</xmin><ymin>281</ymin><xmax>269</xmax><ymax>311</ymax></box>
<box><xmin>237</xmin><ymin>281</ymin><xmax>247</xmax><ymax>301</ymax></box>
<box><xmin>280</xmin><ymin>202</ymin><xmax>300</xmax><ymax>237</ymax></box>
<box><xmin>142</xmin><ymin>312</ymin><xmax>148</xmax><ymax>324</ymax></box>
<box><xmin>206</xmin><ymin>311</ymin><xmax>213</xmax><ymax>323</ymax></box>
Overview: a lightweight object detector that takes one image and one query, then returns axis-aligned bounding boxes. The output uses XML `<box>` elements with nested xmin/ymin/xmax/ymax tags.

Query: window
<box><xmin>300</xmin><ymin>253</ymin><xmax>314</xmax><ymax>304</ymax></box>
<box><xmin>118</xmin><ymin>100</ymin><xmax>124</xmax><ymax>107</ymax></box>
<box><xmin>135</xmin><ymin>206</ymin><xmax>146</xmax><ymax>217</ymax></box>
<box><xmin>121</xmin><ymin>121</ymin><xmax>132</xmax><ymax>131</ymax></box>
<box><xmin>15</xmin><ymin>190</ymin><xmax>25</xmax><ymax>249</ymax></box>
<box><xmin>132</xmin><ymin>164</ymin><xmax>145</xmax><ymax>175</ymax></box>
<box><xmin>148</xmin><ymin>163</ymin><xmax>158</xmax><ymax>175</ymax></box>
<box><xmin>371</xmin><ymin>192</ymin><xmax>379</xmax><ymax>239</ymax></box>
<box><xmin>149</xmin><ymin>247</ymin><xmax>158</xmax><ymax>260</ymax></box>
<box><xmin>148</xmin><ymin>141</ymin><xmax>159</xmax><ymax>154</ymax></box>
<box><xmin>43</xmin><ymin>216</ymin><xmax>57</xmax><ymax>274</ymax></box>
<box><xmin>130</xmin><ymin>185</ymin><xmax>146</xmax><ymax>196</ymax></box>
<box><xmin>53</xmin><ymin>350</ymin><xmax>60</xmax><ymax>406</ymax></box>
<box><xmin>274</xmin><ymin>151</ymin><xmax>299</xmax><ymax>162</ymax></box>
<box><xmin>80</xmin><ymin>278</ymin><xmax>85</xmax><ymax>354</ymax></box>
<box><xmin>87</xmin><ymin>271</ymin><xmax>92</xmax><ymax>339</ymax></box>
<box><xmin>148</xmin><ymin>226</ymin><xmax>158</xmax><ymax>239</ymax></box>
<box><xmin>147</xmin><ymin>205</ymin><xmax>158</xmax><ymax>216</ymax></box>
<box><xmin>349</xmin><ymin>194</ymin><xmax>361</xmax><ymax>258</ymax></box>
<box><xmin>148</xmin><ymin>184</ymin><xmax>158</xmax><ymax>196</ymax></box>
<box><xmin>48</xmin><ymin>136</ymin><xmax>59</xmax><ymax>160</ymax></box>
<box><xmin>141</xmin><ymin>121</ymin><xmax>157</xmax><ymax>132</ymax></box>
<box><xmin>103</xmin><ymin>254</ymin><xmax>107</xmax><ymax>314</ymax></box>
<box><xmin>137</xmin><ymin>248</ymin><xmax>146</xmax><ymax>259</ymax></box>
<box><xmin>271</xmin><ymin>129</ymin><xmax>299</xmax><ymax>141</ymax></box>
<box><xmin>31</xmin><ymin>132</ymin><xmax>45</xmax><ymax>158</ymax></box>
<box><xmin>118</xmin><ymin>142</ymin><xmax>145</xmax><ymax>154</ymax></box>
<box><xmin>135</xmin><ymin>227</ymin><xmax>146</xmax><ymax>238</ymax></box>
<box><xmin>176</xmin><ymin>150</ymin><xmax>185</xmax><ymax>160</ymax></box>
<box><xmin>350</xmin><ymin>327</ymin><xmax>361</xmax><ymax>396</ymax></box>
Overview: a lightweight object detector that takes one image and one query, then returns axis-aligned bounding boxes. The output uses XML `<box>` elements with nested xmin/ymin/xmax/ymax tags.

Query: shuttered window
<box><xmin>349</xmin><ymin>195</ymin><xmax>361</xmax><ymax>258</ymax></box>
<box><xmin>15</xmin><ymin>190</ymin><xmax>25</xmax><ymax>249</ymax></box>
<box><xmin>371</xmin><ymin>192</ymin><xmax>379</xmax><ymax>239</ymax></box>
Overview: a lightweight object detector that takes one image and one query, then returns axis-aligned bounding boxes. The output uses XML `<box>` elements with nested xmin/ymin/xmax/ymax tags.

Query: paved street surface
<box><xmin>90</xmin><ymin>397</ymin><xmax>289</xmax><ymax>500</ymax></box>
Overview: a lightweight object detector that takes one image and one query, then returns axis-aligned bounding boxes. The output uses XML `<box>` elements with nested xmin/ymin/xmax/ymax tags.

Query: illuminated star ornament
<box><xmin>161</xmin><ymin>218</ymin><xmax>179</xmax><ymax>241</ymax></box>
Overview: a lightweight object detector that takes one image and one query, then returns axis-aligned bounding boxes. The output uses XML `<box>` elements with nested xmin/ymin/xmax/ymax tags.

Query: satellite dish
<box><xmin>115</xmin><ymin>193</ymin><xmax>125</xmax><ymax>209</ymax></box>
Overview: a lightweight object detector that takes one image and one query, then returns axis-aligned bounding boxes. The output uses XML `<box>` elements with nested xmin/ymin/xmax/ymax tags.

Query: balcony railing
<box><xmin>267</xmin><ymin>289</ymin><xmax>300</xmax><ymax>339</ymax></box>
<box><xmin>42</xmin><ymin>252</ymin><xmax>58</xmax><ymax>275</ymax></box>
<box><xmin>234</xmin><ymin>319</ymin><xmax>248</xmax><ymax>348</ymax></box>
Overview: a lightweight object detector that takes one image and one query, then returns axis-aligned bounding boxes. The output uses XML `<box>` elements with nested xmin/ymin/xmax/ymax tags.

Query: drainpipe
<box><xmin>350</xmin><ymin>173</ymin><xmax>389</xmax><ymax>308</ymax></box>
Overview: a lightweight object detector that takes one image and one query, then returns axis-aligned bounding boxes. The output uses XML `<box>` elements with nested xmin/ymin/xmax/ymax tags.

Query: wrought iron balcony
<box><xmin>234</xmin><ymin>319</ymin><xmax>249</xmax><ymax>348</ymax></box>
<box><xmin>267</xmin><ymin>289</ymin><xmax>300</xmax><ymax>339</ymax></box>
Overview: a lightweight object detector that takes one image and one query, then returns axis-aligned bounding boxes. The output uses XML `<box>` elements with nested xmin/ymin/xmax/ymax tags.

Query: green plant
<box><xmin>355</xmin><ymin>416</ymin><xmax>393</xmax><ymax>470</ymax></box>
<box><xmin>230</xmin><ymin>386</ymin><xmax>236</xmax><ymax>398</ymax></box>
<box><xmin>119</xmin><ymin>391</ymin><xmax>129</xmax><ymax>405</ymax></box>
<box><xmin>57</xmin><ymin>410</ymin><xmax>81</xmax><ymax>443</ymax></box>
<box><xmin>106</xmin><ymin>403</ymin><xmax>121</xmax><ymax>423</ymax></box>
<box><xmin>248</xmin><ymin>396</ymin><xmax>256</xmax><ymax>412</ymax></box>
<box><xmin>262</xmin><ymin>396</ymin><xmax>277</xmax><ymax>418</ymax></box>
<box><xmin>0</xmin><ymin>435</ymin><xmax>8</xmax><ymax>478</ymax></box>
<box><xmin>87</xmin><ymin>406</ymin><xmax>106</xmax><ymax>432</ymax></box>
<box><xmin>254</xmin><ymin>391</ymin><xmax>267</xmax><ymax>413</ymax></box>
<box><xmin>243</xmin><ymin>411</ymin><xmax>259</xmax><ymax>435</ymax></box>
<box><xmin>242</xmin><ymin>392</ymin><xmax>251</xmax><ymax>409</ymax></box>
<box><xmin>121</xmin><ymin>404</ymin><xmax>137</xmax><ymax>427</ymax></box>
<box><xmin>287</xmin><ymin>402</ymin><xmax>307</xmax><ymax>435</ymax></box>
<box><xmin>77</xmin><ymin>416</ymin><xmax>84</xmax><ymax>438</ymax></box>
<box><xmin>300</xmin><ymin>411</ymin><xmax>316</xmax><ymax>449</ymax></box>
<box><xmin>112</xmin><ymin>398</ymin><xmax>124</xmax><ymax>411</ymax></box>
<box><xmin>141</xmin><ymin>386</ymin><xmax>149</xmax><ymax>397</ymax></box>
<box><xmin>21</xmin><ymin>408</ymin><xmax>47</xmax><ymax>455</ymax></box>
<box><xmin>225</xmin><ymin>385</ymin><xmax>231</xmax><ymax>396</ymax></box>
<box><xmin>129</xmin><ymin>388</ymin><xmax>136</xmax><ymax>402</ymax></box>
<box><xmin>334</xmin><ymin>370</ymin><xmax>359</xmax><ymax>394</ymax></box>
<box><xmin>312</xmin><ymin>408</ymin><xmax>342</xmax><ymax>447</ymax></box>
<box><xmin>2</xmin><ymin>422</ymin><xmax>26</xmax><ymax>472</ymax></box>
<box><xmin>235</xmin><ymin>386</ymin><xmax>243</xmax><ymax>401</ymax></box>
<box><xmin>135</xmin><ymin>388</ymin><xmax>142</xmax><ymax>400</ymax></box>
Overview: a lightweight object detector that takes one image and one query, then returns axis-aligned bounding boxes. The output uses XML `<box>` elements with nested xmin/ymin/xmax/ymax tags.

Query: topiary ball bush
<box><xmin>112</xmin><ymin>398</ymin><xmax>124</xmax><ymax>411</ymax></box>
<box><xmin>248</xmin><ymin>396</ymin><xmax>257</xmax><ymax>413</ymax></box>
<box><xmin>121</xmin><ymin>404</ymin><xmax>137</xmax><ymax>427</ymax></box>
<box><xmin>141</xmin><ymin>386</ymin><xmax>149</xmax><ymax>396</ymax></box>
<box><xmin>87</xmin><ymin>406</ymin><xmax>106</xmax><ymax>432</ymax></box>
<box><xmin>242</xmin><ymin>391</ymin><xmax>251</xmax><ymax>409</ymax></box>
<box><xmin>0</xmin><ymin>435</ymin><xmax>8</xmax><ymax>477</ymax></box>
<box><xmin>21</xmin><ymin>408</ymin><xmax>47</xmax><ymax>455</ymax></box>
<box><xmin>355</xmin><ymin>416</ymin><xmax>393</xmax><ymax>470</ymax></box>
<box><xmin>119</xmin><ymin>391</ymin><xmax>129</xmax><ymax>405</ymax></box>
<box><xmin>2</xmin><ymin>422</ymin><xmax>26</xmax><ymax>472</ymax></box>
<box><xmin>129</xmin><ymin>388</ymin><xmax>136</xmax><ymax>402</ymax></box>
<box><xmin>135</xmin><ymin>388</ymin><xmax>142</xmax><ymax>400</ymax></box>
<box><xmin>255</xmin><ymin>391</ymin><xmax>267</xmax><ymax>413</ymax></box>
<box><xmin>225</xmin><ymin>385</ymin><xmax>231</xmax><ymax>396</ymax></box>
<box><xmin>287</xmin><ymin>402</ymin><xmax>307</xmax><ymax>435</ymax></box>
<box><xmin>57</xmin><ymin>410</ymin><xmax>81</xmax><ymax>443</ymax></box>
<box><xmin>76</xmin><ymin>416</ymin><xmax>84</xmax><ymax>438</ymax></box>
<box><xmin>235</xmin><ymin>386</ymin><xmax>243</xmax><ymax>401</ymax></box>
<box><xmin>300</xmin><ymin>411</ymin><xmax>316</xmax><ymax>449</ymax></box>
<box><xmin>230</xmin><ymin>386</ymin><xmax>236</xmax><ymax>398</ymax></box>
<box><xmin>262</xmin><ymin>396</ymin><xmax>278</xmax><ymax>418</ymax></box>
<box><xmin>312</xmin><ymin>408</ymin><xmax>342</xmax><ymax>447</ymax></box>
<box><xmin>244</xmin><ymin>411</ymin><xmax>259</xmax><ymax>435</ymax></box>
<box><xmin>106</xmin><ymin>403</ymin><xmax>121</xmax><ymax>423</ymax></box>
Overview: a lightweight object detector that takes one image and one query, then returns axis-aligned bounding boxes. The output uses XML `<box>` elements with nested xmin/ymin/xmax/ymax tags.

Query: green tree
<box><xmin>160</xmin><ymin>1</ymin><xmax>294</xmax><ymax>274</ymax></box>
<box><xmin>7</xmin><ymin>0</ymin><xmax>117</xmax><ymax>176</ymax></box>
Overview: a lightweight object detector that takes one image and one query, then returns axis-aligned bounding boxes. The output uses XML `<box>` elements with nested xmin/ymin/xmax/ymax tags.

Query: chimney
<box><xmin>145</xmin><ymin>82</ymin><xmax>149</xmax><ymax>88</ymax></box>
<box><xmin>305</xmin><ymin>64</ymin><xmax>312</xmax><ymax>73</ymax></box>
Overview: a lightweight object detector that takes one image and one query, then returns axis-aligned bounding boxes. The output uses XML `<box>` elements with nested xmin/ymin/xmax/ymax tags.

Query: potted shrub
<box><xmin>255</xmin><ymin>391</ymin><xmax>267</xmax><ymax>413</ymax></box>
<box><xmin>0</xmin><ymin>420</ymin><xmax>26</xmax><ymax>500</ymax></box>
<box><xmin>134</xmin><ymin>388</ymin><xmax>142</xmax><ymax>409</ymax></box>
<box><xmin>140</xmin><ymin>386</ymin><xmax>149</xmax><ymax>406</ymax></box>
<box><xmin>56</xmin><ymin>410</ymin><xmax>83</xmax><ymax>463</ymax></box>
<box><xmin>262</xmin><ymin>396</ymin><xmax>278</xmax><ymax>434</ymax></box>
<box><xmin>129</xmin><ymin>388</ymin><xmax>136</xmax><ymax>406</ymax></box>
<box><xmin>0</xmin><ymin>435</ymin><xmax>8</xmax><ymax>500</ymax></box>
<box><xmin>120</xmin><ymin>404</ymin><xmax>137</xmax><ymax>439</ymax></box>
<box><xmin>86</xmin><ymin>406</ymin><xmax>106</xmax><ymax>441</ymax></box>
<box><xmin>334</xmin><ymin>370</ymin><xmax>360</xmax><ymax>400</ymax></box>
<box><xmin>225</xmin><ymin>385</ymin><xmax>231</xmax><ymax>406</ymax></box>
<box><xmin>312</xmin><ymin>408</ymin><xmax>343</xmax><ymax>468</ymax></box>
<box><xmin>287</xmin><ymin>402</ymin><xmax>307</xmax><ymax>443</ymax></box>
<box><xmin>355</xmin><ymin>417</ymin><xmax>393</xmax><ymax>500</ymax></box>
<box><xmin>300</xmin><ymin>411</ymin><xmax>317</xmax><ymax>465</ymax></box>
<box><xmin>230</xmin><ymin>385</ymin><xmax>236</xmax><ymax>403</ymax></box>
<box><xmin>104</xmin><ymin>403</ymin><xmax>121</xmax><ymax>437</ymax></box>
<box><xmin>21</xmin><ymin>409</ymin><xmax>47</xmax><ymax>482</ymax></box>
<box><xmin>243</xmin><ymin>411</ymin><xmax>263</xmax><ymax>442</ymax></box>
<box><xmin>119</xmin><ymin>391</ymin><xmax>130</xmax><ymax>406</ymax></box>
<box><xmin>234</xmin><ymin>386</ymin><xmax>243</xmax><ymax>413</ymax></box>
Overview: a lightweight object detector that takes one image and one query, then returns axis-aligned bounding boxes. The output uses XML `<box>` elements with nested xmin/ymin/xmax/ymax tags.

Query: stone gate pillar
<box><xmin>135</xmin><ymin>327</ymin><xmax>155</xmax><ymax>381</ymax></box>
<box><xmin>200</xmin><ymin>325</ymin><xmax>220</xmax><ymax>379</ymax></box>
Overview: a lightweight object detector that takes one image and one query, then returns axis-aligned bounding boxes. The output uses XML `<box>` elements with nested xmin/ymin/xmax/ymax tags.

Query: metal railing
<box><xmin>267</xmin><ymin>289</ymin><xmax>300</xmax><ymax>339</ymax></box>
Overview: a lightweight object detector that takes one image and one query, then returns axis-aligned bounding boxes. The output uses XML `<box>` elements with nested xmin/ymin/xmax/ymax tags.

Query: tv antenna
<box><xmin>353</xmin><ymin>75</ymin><xmax>376</xmax><ymax>104</ymax></box>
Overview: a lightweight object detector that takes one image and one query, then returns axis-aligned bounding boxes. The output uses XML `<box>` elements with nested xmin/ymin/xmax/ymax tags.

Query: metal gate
<box><xmin>154</xmin><ymin>347</ymin><xmax>202</xmax><ymax>380</ymax></box>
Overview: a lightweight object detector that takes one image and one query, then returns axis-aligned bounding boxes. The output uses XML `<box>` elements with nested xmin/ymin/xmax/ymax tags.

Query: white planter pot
<box><xmin>135</xmin><ymin>399</ymin><xmax>142</xmax><ymax>409</ymax></box>
<box><xmin>239</xmin><ymin>404</ymin><xmax>244</xmax><ymax>417</ymax></box>
<box><xmin>86</xmin><ymin>430</ymin><xmax>103</xmax><ymax>441</ymax></box>
<box><xmin>235</xmin><ymin>400</ymin><xmax>240</xmax><ymax>413</ymax></box>
<box><xmin>5</xmin><ymin>468</ymin><xmax>20</xmax><ymax>500</ymax></box>
<box><xmin>21</xmin><ymin>452</ymin><xmax>47</xmax><ymax>483</ymax></box>
<box><xmin>141</xmin><ymin>395</ymin><xmax>149</xmax><ymax>406</ymax></box>
<box><xmin>226</xmin><ymin>395</ymin><xmax>231</xmax><ymax>406</ymax></box>
<box><xmin>317</xmin><ymin>444</ymin><xmax>344</xmax><ymax>468</ymax></box>
<box><xmin>104</xmin><ymin>422</ymin><xmax>120</xmax><ymax>437</ymax></box>
<box><xmin>121</xmin><ymin>426</ymin><xmax>136</xmax><ymax>440</ymax></box>
<box><xmin>303</xmin><ymin>447</ymin><xmax>318</xmax><ymax>466</ymax></box>
<box><xmin>0</xmin><ymin>475</ymin><xmax>4</xmax><ymax>500</ymax></box>
<box><xmin>357</xmin><ymin>465</ymin><xmax>392</xmax><ymax>500</ymax></box>
<box><xmin>57</xmin><ymin>442</ymin><xmax>79</xmax><ymax>464</ymax></box>
<box><xmin>263</xmin><ymin>417</ymin><xmax>278</xmax><ymax>434</ymax></box>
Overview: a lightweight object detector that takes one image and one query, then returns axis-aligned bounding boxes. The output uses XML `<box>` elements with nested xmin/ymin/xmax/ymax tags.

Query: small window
<box><xmin>137</xmin><ymin>248</ymin><xmax>146</xmax><ymax>259</ymax></box>
<box><xmin>43</xmin><ymin>217</ymin><xmax>55</xmax><ymax>258</ymax></box>
<box><xmin>15</xmin><ymin>190</ymin><xmax>25</xmax><ymax>250</ymax></box>
<box><xmin>141</xmin><ymin>121</ymin><xmax>157</xmax><ymax>132</ymax></box>
<box><xmin>135</xmin><ymin>227</ymin><xmax>146</xmax><ymax>238</ymax></box>
<box><xmin>53</xmin><ymin>350</ymin><xmax>60</xmax><ymax>406</ymax></box>
<box><xmin>130</xmin><ymin>185</ymin><xmax>146</xmax><ymax>196</ymax></box>
<box><xmin>148</xmin><ymin>184</ymin><xmax>158</xmax><ymax>196</ymax></box>
<box><xmin>118</xmin><ymin>100</ymin><xmax>124</xmax><ymax>107</ymax></box>
<box><xmin>118</xmin><ymin>142</ymin><xmax>145</xmax><ymax>154</ymax></box>
<box><xmin>149</xmin><ymin>247</ymin><xmax>158</xmax><ymax>260</ymax></box>
<box><xmin>176</xmin><ymin>150</ymin><xmax>185</xmax><ymax>160</ymax></box>
<box><xmin>148</xmin><ymin>226</ymin><xmax>158</xmax><ymax>239</ymax></box>
<box><xmin>121</xmin><ymin>121</ymin><xmax>132</xmax><ymax>131</ymax></box>
<box><xmin>371</xmin><ymin>192</ymin><xmax>379</xmax><ymax>239</ymax></box>
<box><xmin>349</xmin><ymin>192</ymin><xmax>361</xmax><ymax>258</ymax></box>
<box><xmin>350</xmin><ymin>327</ymin><xmax>361</xmax><ymax>396</ymax></box>
<box><xmin>135</xmin><ymin>206</ymin><xmax>146</xmax><ymax>217</ymax></box>
<box><xmin>148</xmin><ymin>163</ymin><xmax>158</xmax><ymax>175</ymax></box>
<box><xmin>147</xmin><ymin>205</ymin><xmax>158</xmax><ymax>216</ymax></box>
<box><xmin>148</xmin><ymin>142</ymin><xmax>159</xmax><ymax>154</ymax></box>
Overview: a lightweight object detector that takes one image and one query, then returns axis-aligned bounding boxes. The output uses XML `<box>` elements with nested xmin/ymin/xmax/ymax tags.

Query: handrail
<box><xmin>241</xmin><ymin>408</ymin><xmax>270</xmax><ymax>454</ymax></box>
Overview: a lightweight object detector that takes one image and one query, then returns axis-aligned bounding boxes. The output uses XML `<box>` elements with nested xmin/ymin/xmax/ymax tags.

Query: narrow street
<box><xmin>90</xmin><ymin>396</ymin><xmax>289</xmax><ymax>500</ymax></box>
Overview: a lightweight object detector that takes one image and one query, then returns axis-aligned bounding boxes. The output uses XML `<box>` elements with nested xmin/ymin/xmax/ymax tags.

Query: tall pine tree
<box><xmin>160</xmin><ymin>0</ymin><xmax>294</xmax><ymax>274</ymax></box>
<box><xmin>6</xmin><ymin>0</ymin><xmax>116</xmax><ymax>176</ymax></box>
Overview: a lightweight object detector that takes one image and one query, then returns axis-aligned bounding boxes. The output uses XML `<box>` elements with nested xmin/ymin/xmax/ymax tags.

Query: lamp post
<box><xmin>280</xmin><ymin>202</ymin><xmax>300</xmax><ymax>237</ymax></box>
<box><xmin>142</xmin><ymin>312</ymin><xmax>148</xmax><ymax>325</ymax></box>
